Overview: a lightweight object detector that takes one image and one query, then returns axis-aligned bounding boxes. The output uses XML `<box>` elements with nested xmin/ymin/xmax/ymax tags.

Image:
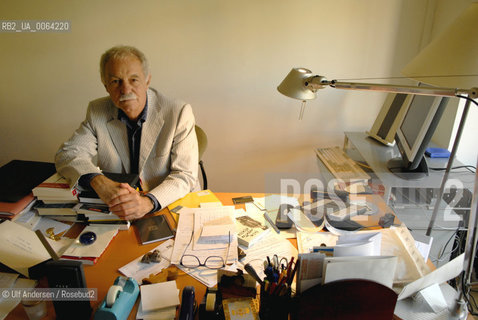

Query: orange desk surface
<box><xmin>6</xmin><ymin>192</ymin><xmax>396</xmax><ymax>319</ymax></box>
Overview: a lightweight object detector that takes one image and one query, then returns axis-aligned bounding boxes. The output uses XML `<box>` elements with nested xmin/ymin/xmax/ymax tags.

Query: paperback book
<box><xmin>34</xmin><ymin>201</ymin><xmax>77</xmax><ymax>216</ymax></box>
<box><xmin>61</xmin><ymin>225</ymin><xmax>119</xmax><ymax>265</ymax></box>
<box><xmin>32</xmin><ymin>172</ymin><xmax>78</xmax><ymax>202</ymax></box>
<box><xmin>0</xmin><ymin>193</ymin><xmax>36</xmax><ymax>220</ymax></box>
<box><xmin>235</xmin><ymin>212</ymin><xmax>270</xmax><ymax>248</ymax></box>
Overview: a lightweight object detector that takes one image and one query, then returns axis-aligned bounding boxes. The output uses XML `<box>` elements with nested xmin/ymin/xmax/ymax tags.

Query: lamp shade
<box><xmin>402</xmin><ymin>2</ymin><xmax>478</xmax><ymax>88</ymax></box>
<box><xmin>277</xmin><ymin>68</ymin><xmax>317</xmax><ymax>100</ymax></box>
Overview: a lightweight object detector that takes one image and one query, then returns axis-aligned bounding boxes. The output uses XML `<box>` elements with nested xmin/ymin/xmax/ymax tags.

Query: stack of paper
<box><xmin>138</xmin><ymin>281</ymin><xmax>180</xmax><ymax>320</ymax></box>
<box><xmin>198</xmin><ymin>215</ymin><xmax>235</xmax><ymax>245</ymax></box>
<box><xmin>170</xmin><ymin>206</ymin><xmax>239</xmax><ymax>287</ymax></box>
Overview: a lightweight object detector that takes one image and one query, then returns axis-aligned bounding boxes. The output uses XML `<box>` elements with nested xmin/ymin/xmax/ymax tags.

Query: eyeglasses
<box><xmin>180</xmin><ymin>231</ymin><xmax>231</xmax><ymax>269</ymax></box>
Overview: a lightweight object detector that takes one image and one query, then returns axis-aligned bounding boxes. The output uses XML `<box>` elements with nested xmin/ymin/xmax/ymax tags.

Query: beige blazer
<box><xmin>55</xmin><ymin>88</ymin><xmax>199</xmax><ymax>208</ymax></box>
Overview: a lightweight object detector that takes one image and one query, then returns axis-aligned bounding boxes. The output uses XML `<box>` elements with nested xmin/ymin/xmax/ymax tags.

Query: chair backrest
<box><xmin>293</xmin><ymin>279</ymin><xmax>398</xmax><ymax>320</ymax></box>
<box><xmin>195</xmin><ymin>125</ymin><xmax>208</xmax><ymax>161</ymax></box>
<box><xmin>195</xmin><ymin>125</ymin><xmax>208</xmax><ymax>189</ymax></box>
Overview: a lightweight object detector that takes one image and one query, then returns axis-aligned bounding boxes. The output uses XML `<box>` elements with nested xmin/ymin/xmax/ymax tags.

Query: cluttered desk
<box><xmin>0</xmin><ymin>160</ymin><xmax>470</xmax><ymax>320</ymax></box>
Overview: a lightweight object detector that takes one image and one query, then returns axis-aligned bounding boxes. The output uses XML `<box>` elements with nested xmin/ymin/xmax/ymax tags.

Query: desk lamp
<box><xmin>278</xmin><ymin>3</ymin><xmax>478</xmax><ymax>318</ymax></box>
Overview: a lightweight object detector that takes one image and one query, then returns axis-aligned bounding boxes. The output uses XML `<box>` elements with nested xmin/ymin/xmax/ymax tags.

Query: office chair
<box><xmin>292</xmin><ymin>279</ymin><xmax>398</xmax><ymax>320</ymax></box>
<box><xmin>195</xmin><ymin>125</ymin><xmax>208</xmax><ymax>190</ymax></box>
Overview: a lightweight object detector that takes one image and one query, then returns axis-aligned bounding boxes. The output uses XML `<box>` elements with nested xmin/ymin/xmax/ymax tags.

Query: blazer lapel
<box><xmin>106</xmin><ymin>109</ymin><xmax>130</xmax><ymax>173</ymax></box>
<box><xmin>140</xmin><ymin>89</ymin><xmax>164</xmax><ymax>172</ymax></box>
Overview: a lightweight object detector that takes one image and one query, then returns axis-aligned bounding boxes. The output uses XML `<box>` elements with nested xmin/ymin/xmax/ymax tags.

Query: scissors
<box><xmin>279</xmin><ymin>257</ymin><xmax>289</xmax><ymax>271</ymax></box>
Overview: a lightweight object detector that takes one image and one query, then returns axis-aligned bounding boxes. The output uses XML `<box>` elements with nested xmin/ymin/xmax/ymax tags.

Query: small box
<box><xmin>425</xmin><ymin>147</ymin><xmax>450</xmax><ymax>158</ymax></box>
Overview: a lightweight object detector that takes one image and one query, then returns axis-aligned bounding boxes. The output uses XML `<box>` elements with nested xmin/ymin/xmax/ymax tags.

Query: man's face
<box><xmin>103</xmin><ymin>55</ymin><xmax>151</xmax><ymax>120</ymax></box>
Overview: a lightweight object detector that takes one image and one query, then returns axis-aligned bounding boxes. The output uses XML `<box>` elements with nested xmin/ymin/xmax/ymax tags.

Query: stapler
<box><xmin>94</xmin><ymin>276</ymin><xmax>139</xmax><ymax>320</ymax></box>
<box><xmin>178</xmin><ymin>286</ymin><xmax>196</xmax><ymax>320</ymax></box>
<box><xmin>275</xmin><ymin>204</ymin><xmax>293</xmax><ymax>229</ymax></box>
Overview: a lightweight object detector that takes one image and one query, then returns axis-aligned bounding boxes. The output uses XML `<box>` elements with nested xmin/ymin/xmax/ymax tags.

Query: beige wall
<box><xmin>430</xmin><ymin>0</ymin><xmax>477</xmax><ymax>166</ymax></box>
<box><xmin>0</xmin><ymin>0</ymin><xmax>438</xmax><ymax>192</ymax></box>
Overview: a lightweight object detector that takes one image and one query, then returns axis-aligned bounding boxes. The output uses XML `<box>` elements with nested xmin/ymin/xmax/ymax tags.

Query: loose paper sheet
<box><xmin>0</xmin><ymin>220</ymin><xmax>50</xmax><ymax>276</ymax></box>
<box><xmin>119</xmin><ymin>239</ymin><xmax>174</xmax><ymax>283</ymax></box>
<box><xmin>323</xmin><ymin>256</ymin><xmax>398</xmax><ymax>288</ymax></box>
<box><xmin>335</xmin><ymin>232</ymin><xmax>382</xmax><ymax>256</ymax></box>
<box><xmin>296</xmin><ymin>231</ymin><xmax>338</xmax><ymax>254</ymax></box>
<box><xmin>398</xmin><ymin>253</ymin><xmax>464</xmax><ymax>300</ymax></box>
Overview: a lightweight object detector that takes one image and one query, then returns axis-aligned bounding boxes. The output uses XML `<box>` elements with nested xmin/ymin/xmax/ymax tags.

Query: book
<box><xmin>0</xmin><ymin>160</ymin><xmax>56</xmax><ymax>202</ymax></box>
<box><xmin>78</xmin><ymin>172</ymin><xmax>140</xmax><ymax>203</ymax></box>
<box><xmin>75</xmin><ymin>203</ymin><xmax>110</xmax><ymax>215</ymax></box>
<box><xmin>223</xmin><ymin>298</ymin><xmax>259</xmax><ymax>320</ymax></box>
<box><xmin>85</xmin><ymin>220</ymin><xmax>131</xmax><ymax>230</ymax></box>
<box><xmin>134</xmin><ymin>215</ymin><xmax>175</xmax><ymax>245</ymax></box>
<box><xmin>74</xmin><ymin>203</ymin><xmax>125</xmax><ymax>222</ymax></box>
<box><xmin>34</xmin><ymin>201</ymin><xmax>77</xmax><ymax>216</ymax></box>
<box><xmin>61</xmin><ymin>225</ymin><xmax>119</xmax><ymax>265</ymax></box>
<box><xmin>235</xmin><ymin>213</ymin><xmax>270</xmax><ymax>248</ymax></box>
<box><xmin>0</xmin><ymin>193</ymin><xmax>35</xmax><ymax>219</ymax></box>
<box><xmin>32</xmin><ymin>172</ymin><xmax>78</xmax><ymax>201</ymax></box>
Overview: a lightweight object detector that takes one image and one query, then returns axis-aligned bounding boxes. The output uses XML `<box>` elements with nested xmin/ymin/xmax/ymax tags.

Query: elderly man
<box><xmin>55</xmin><ymin>45</ymin><xmax>199</xmax><ymax>220</ymax></box>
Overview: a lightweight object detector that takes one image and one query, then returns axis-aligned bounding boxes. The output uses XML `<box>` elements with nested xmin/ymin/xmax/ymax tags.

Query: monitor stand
<box><xmin>387</xmin><ymin>156</ymin><xmax>429</xmax><ymax>180</ymax></box>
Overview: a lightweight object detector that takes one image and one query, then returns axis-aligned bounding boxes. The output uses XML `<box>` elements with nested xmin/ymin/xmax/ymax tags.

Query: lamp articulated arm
<box><xmin>305</xmin><ymin>75</ymin><xmax>478</xmax><ymax>99</ymax></box>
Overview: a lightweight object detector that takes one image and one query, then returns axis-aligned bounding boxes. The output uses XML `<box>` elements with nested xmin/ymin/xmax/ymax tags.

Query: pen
<box><xmin>245</xmin><ymin>263</ymin><xmax>264</xmax><ymax>286</ymax></box>
<box><xmin>269</xmin><ymin>282</ymin><xmax>277</xmax><ymax>294</ymax></box>
<box><xmin>286</xmin><ymin>257</ymin><xmax>294</xmax><ymax>279</ymax></box>
<box><xmin>279</xmin><ymin>284</ymin><xmax>289</xmax><ymax>296</ymax></box>
<box><xmin>287</xmin><ymin>258</ymin><xmax>299</xmax><ymax>286</ymax></box>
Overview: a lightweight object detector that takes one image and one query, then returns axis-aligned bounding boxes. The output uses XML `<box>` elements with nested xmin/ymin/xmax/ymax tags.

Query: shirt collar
<box><xmin>118</xmin><ymin>96</ymin><xmax>149</xmax><ymax>127</ymax></box>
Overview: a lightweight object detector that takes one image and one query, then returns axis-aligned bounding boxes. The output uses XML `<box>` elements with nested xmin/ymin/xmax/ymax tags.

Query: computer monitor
<box><xmin>367</xmin><ymin>93</ymin><xmax>413</xmax><ymax>146</ymax></box>
<box><xmin>387</xmin><ymin>94</ymin><xmax>449</xmax><ymax>180</ymax></box>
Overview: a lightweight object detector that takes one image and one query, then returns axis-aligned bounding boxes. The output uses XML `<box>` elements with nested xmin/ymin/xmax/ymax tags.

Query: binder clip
<box><xmin>94</xmin><ymin>276</ymin><xmax>139</xmax><ymax>320</ymax></box>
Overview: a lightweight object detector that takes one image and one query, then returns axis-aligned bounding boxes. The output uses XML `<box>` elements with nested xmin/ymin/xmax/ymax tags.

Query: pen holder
<box><xmin>259</xmin><ymin>285</ymin><xmax>291</xmax><ymax>320</ymax></box>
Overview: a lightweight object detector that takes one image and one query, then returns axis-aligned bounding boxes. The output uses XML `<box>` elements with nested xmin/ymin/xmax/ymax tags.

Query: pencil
<box><xmin>287</xmin><ymin>258</ymin><xmax>299</xmax><ymax>286</ymax></box>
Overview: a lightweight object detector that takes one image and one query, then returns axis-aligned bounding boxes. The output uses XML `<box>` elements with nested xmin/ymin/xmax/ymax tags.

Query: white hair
<box><xmin>100</xmin><ymin>45</ymin><xmax>150</xmax><ymax>84</ymax></box>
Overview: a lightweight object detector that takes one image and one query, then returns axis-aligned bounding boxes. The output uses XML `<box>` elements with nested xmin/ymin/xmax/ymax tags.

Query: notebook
<box><xmin>134</xmin><ymin>215</ymin><xmax>175</xmax><ymax>245</ymax></box>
